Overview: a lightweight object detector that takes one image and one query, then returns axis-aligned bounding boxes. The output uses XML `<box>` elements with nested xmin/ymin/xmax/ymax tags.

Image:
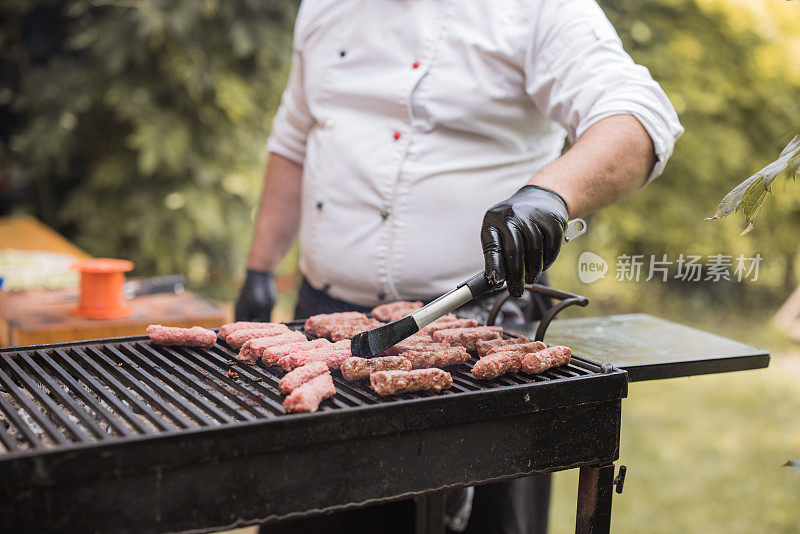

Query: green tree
<box><xmin>1</xmin><ymin>0</ymin><xmax>297</xmax><ymax>298</ymax></box>
<box><xmin>552</xmin><ymin>0</ymin><xmax>800</xmax><ymax>307</ymax></box>
<box><xmin>4</xmin><ymin>0</ymin><xmax>799</xmax><ymax>309</ymax></box>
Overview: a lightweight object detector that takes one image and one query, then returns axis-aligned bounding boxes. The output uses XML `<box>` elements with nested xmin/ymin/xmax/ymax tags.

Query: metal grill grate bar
<box><xmin>570</xmin><ymin>358</ymin><xmax>603</xmax><ymax>373</ymax></box>
<box><xmin>1</xmin><ymin>354</ymin><xmax>78</xmax><ymax>444</ymax></box>
<box><xmin>0</xmin><ymin>388</ymin><xmax>39</xmax><ymax>449</ymax></box>
<box><xmin>133</xmin><ymin>344</ymin><xmax>245</xmax><ymax>424</ymax></box>
<box><xmin>452</xmin><ymin>367</ymin><xmax>495</xmax><ymax>388</ymax></box>
<box><xmin>325</xmin><ymin>383</ymin><xmax>362</xmax><ymax>408</ymax></box>
<box><xmin>74</xmin><ymin>347</ymin><xmax>174</xmax><ymax>432</ymax></box>
<box><xmin>201</xmin><ymin>346</ymin><xmax>288</xmax><ymax>402</ymax></box>
<box><xmin>103</xmin><ymin>345</ymin><xmax>214</xmax><ymax>427</ymax></box>
<box><xmin>22</xmin><ymin>351</ymin><xmax>108</xmax><ymax>440</ymax></box>
<box><xmin>154</xmin><ymin>345</ymin><xmax>278</xmax><ymax>416</ymax></box>
<box><xmin>55</xmin><ymin>349</ymin><xmax>153</xmax><ymax>435</ymax></box>
<box><xmin>177</xmin><ymin>346</ymin><xmax>285</xmax><ymax>416</ymax></box>
<box><xmin>450</xmin><ymin>372</ymin><xmax>482</xmax><ymax>392</ymax></box>
<box><xmin>0</xmin><ymin>419</ymin><xmax>17</xmax><ymax>452</ymax></box>
<box><xmin>330</xmin><ymin>379</ymin><xmax>378</xmax><ymax>405</ymax></box>
<box><xmin>39</xmin><ymin>350</ymin><xmax>133</xmax><ymax>438</ymax></box>
<box><xmin>88</xmin><ymin>346</ymin><xmax>199</xmax><ymax>429</ymax></box>
<box><xmin>550</xmin><ymin>368</ymin><xmax>574</xmax><ymax>379</ymax></box>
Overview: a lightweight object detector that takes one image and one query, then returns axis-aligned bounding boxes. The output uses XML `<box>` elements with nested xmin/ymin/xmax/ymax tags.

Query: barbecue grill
<box><xmin>0</xmin><ymin>285</ymin><xmax>768</xmax><ymax>534</ymax></box>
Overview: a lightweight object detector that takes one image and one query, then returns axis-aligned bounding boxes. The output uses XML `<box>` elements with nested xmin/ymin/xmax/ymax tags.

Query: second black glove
<box><xmin>234</xmin><ymin>270</ymin><xmax>277</xmax><ymax>322</ymax></box>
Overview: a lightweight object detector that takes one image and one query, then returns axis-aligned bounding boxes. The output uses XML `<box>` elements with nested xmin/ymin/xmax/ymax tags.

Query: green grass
<box><xmin>546</xmin><ymin>292</ymin><xmax>800</xmax><ymax>532</ymax></box>
<box><xmin>549</xmin><ymin>359</ymin><xmax>800</xmax><ymax>533</ymax></box>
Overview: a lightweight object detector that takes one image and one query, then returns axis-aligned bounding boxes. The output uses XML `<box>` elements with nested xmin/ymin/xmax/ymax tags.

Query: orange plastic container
<box><xmin>70</xmin><ymin>258</ymin><xmax>134</xmax><ymax>319</ymax></box>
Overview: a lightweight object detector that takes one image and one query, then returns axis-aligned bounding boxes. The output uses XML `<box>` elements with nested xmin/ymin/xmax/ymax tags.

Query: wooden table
<box><xmin>0</xmin><ymin>291</ymin><xmax>228</xmax><ymax>346</ymax></box>
<box><xmin>0</xmin><ymin>216</ymin><xmax>228</xmax><ymax>346</ymax></box>
<box><xmin>0</xmin><ymin>215</ymin><xmax>90</xmax><ymax>259</ymax></box>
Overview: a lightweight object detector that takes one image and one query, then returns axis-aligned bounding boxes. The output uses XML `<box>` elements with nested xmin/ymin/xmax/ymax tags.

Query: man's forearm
<box><xmin>246</xmin><ymin>153</ymin><xmax>303</xmax><ymax>272</ymax></box>
<box><xmin>529</xmin><ymin>114</ymin><xmax>657</xmax><ymax>218</ymax></box>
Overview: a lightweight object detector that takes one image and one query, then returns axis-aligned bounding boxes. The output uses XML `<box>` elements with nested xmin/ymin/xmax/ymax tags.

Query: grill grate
<box><xmin>0</xmin><ymin>330</ymin><xmax>605</xmax><ymax>456</ymax></box>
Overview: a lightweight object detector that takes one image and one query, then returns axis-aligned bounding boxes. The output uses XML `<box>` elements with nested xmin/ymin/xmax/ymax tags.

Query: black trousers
<box><xmin>262</xmin><ymin>280</ymin><xmax>552</xmax><ymax>534</ymax></box>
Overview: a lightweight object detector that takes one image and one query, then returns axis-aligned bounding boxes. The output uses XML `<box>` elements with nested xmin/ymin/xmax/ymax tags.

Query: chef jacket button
<box><xmin>316</xmin><ymin>201</ymin><xmax>324</xmax><ymax>210</ymax></box>
<box><xmin>393</xmin><ymin>131</ymin><xmax>401</xmax><ymax>140</ymax></box>
<box><xmin>412</xmin><ymin>61</ymin><xmax>420</xmax><ymax>69</ymax></box>
<box><xmin>322</xmin><ymin>118</ymin><xmax>335</xmax><ymax>129</ymax></box>
<box><xmin>380</xmin><ymin>209</ymin><xmax>390</xmax><ymax>220</ymax></box>
<box><xmin>378</xmin><ymin>292</ymin><xmax>387</xmax><ymax>301</ymax></box>
<box><xmin>339</xmin><ymin>50</ymin><xmax>346</xmax><ymax>57</ymax></box>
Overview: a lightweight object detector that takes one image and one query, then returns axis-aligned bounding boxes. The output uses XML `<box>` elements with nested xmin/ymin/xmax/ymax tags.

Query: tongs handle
<box><xmin>411</xmin><ymin>271</ymin><xmax>492</xmax><ymax>329</ymax></box>
<box><xmin>461</xmin><ymin>271</ymin><xmax>494</xmax><ymax>299</ymax></box>
<box><xmin>350</xmin><ymin>271</ymin><xmax>493</xmax><ymax>358</ymax></box>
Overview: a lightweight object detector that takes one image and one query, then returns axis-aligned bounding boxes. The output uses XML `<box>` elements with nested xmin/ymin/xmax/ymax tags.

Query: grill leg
<box><xmin>575</xmin><ymin>464</ymin><xmax>615</xmax><ymax>534</ymax></box>
<box><xmin>415</xmin><ymin>491</ymin><xmax>446</xmax><ymax>534</ymax></box>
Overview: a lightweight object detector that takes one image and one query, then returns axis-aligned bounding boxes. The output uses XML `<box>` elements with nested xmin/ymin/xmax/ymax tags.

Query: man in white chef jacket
<box><xmin>235</xmin><ymin>1</ymin><xmax>682</xmax><ymax>532</ymax></box>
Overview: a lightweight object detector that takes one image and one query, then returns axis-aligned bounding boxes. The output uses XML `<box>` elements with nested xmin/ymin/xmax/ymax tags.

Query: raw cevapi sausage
<box><xmin>146</xmin><ymin>325</ymin><xmax>216</xmax><ymax>348</ymax></box>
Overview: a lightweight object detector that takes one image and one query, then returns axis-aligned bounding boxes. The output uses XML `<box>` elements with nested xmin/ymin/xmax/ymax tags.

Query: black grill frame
<box><xmin>0</xmin><ymin>327</ymin><xmax>627</xmax><ymax>533</ymax></box>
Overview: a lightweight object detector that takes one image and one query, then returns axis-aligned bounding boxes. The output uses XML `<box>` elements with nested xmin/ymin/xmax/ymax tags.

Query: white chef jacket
<box><xmin>267</xmin><ymin>0</ymin><xmax>683</xmax><ymax>307</ymax></box>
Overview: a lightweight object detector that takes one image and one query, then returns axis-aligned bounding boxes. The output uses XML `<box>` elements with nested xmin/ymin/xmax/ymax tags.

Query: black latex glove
<box><xmin>481</xmin><ymin>184</ymin><xmax>569</xmax><ymax>299</ymax></box>
<box><xmin>234</xmin><ymin>270</ymin><xmax>277</xmax><ymax>322</ymax></box>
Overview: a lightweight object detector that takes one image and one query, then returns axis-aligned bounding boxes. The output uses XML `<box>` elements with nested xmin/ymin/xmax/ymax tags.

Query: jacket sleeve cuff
<box><xmin>575</xmin><ymin>95</ymin><xmax>684</xmax><ymax>185</ymax></box>
<box><xmin>266</xmin><ymin>102</ymin><xmax>312</xmax><ymax>165</ymax></box>
<box><xmin>266</xmin><ymin>132</ymin><xmax>307</xmax><ymax>166</ymax></box>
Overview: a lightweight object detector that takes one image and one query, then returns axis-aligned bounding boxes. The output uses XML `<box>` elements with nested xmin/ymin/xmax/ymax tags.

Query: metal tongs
<box><xmin>350</xmin><ymin>219</ymin><xmax>586</xmax><ymax>358</ymax></box>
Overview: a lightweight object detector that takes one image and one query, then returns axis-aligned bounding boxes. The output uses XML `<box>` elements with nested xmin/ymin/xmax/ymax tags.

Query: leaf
<box><xmin>783</xmin><ymin>459</ymin><xmax>800</xmax><ymax>472</ymax></box>
<box><xmin>708</xmin><ymin>134</ymin><xmax>800</xmax><ymax>233</ymax></box>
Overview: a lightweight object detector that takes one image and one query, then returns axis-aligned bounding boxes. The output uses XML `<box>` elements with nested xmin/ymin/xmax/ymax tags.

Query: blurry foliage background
<box><xmin>2</xmin><ymin>2</ymin><xmax>800</xmax><ymax>533</ymax></box>
<box><xmin>0</xmin><ymin>0</ymin><xmax>298</xmax><ymax>299</ymax></box>
<box><xmin>549</xmin><ymin>0</ymin><xmax>800</xmax><ymax>317</ymax></box>
<box><xmin>1</xmin><ymin>0</ymin><xmax>799</xmax><ymax>313</ymax></box>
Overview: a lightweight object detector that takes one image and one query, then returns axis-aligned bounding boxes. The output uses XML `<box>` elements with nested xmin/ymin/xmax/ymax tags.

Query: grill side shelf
<box><xmin>537</xmin><ymin>313</ymin><xmax>770</xmax><ymax>382</ymax></box>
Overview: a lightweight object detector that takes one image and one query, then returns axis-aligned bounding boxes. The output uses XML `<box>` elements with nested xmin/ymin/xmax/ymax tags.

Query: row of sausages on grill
<box><xmin>145</xmin><ymin>301</ymin><xmax>572</xmax><ymax>414</ymax></box>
